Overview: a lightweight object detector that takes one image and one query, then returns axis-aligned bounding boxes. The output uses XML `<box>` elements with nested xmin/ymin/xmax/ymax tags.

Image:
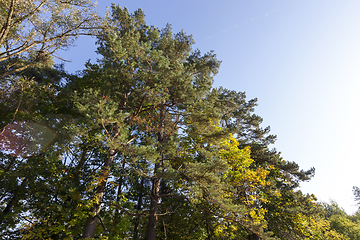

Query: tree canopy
<box><xmin>1</xmin><ymin>3</ymin><xmax>359</xmax><ymax>240</ymax></box>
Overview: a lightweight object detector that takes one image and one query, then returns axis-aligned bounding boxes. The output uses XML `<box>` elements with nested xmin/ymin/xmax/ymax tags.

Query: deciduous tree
<box><xmin>0</xmin><ymin>0</ymin><xmax>100</xmax><ymax>78</ymax></box>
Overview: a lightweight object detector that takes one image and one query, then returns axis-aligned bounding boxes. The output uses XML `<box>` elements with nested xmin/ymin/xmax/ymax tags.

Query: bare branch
<box><xmin>0</xmin><ymin>0</ymin><xmax>101</xmax><ymax>78</ymax></box>
<box><xmin>96</xmin><ymin>215</ymin><xmax>107</xmax><ymax>231</ymax></box>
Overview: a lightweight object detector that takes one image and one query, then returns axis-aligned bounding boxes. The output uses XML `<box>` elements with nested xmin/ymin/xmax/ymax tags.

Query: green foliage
<box><xmin>322</xmin><ymin>200</ymin><xmax>348</xmax><ymax>219</ymax></box>
<box><xmin>0</xmin><ymin>0</ymin><xmax>100</xmax><ymax>78</ymax></box>
<box><xmin>2</xmin><ymin>3</ymin><xmax>354</xmax><ymax>240</ymax></box>
<box><xmin>317</xmin><ymin>200</ymin><xmax>360</xmax><ymax>240</ymax></box>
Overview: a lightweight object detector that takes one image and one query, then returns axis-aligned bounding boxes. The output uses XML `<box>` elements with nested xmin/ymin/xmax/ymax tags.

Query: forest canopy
<box><xmin>1</xmin><ymin>2</ymin><xmax>359</xmax><ymax>240</ymax></box>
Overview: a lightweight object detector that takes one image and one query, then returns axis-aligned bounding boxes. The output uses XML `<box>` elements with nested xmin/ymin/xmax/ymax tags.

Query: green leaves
<box><xmin>0</xmin><ymin>0</ymin><xmax>101</xmax><ymax>78</ymax></box>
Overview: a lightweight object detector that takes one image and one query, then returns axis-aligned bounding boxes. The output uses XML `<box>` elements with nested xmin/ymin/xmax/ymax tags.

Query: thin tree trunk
<box><xmin>133</xmin><ymin>177</ymin><xmax>144</xmax><ymax>240</ymax></box>
<box><xmin>114</xmin><ymin>160</ymin><xmax>126</xmax><ymax>223</ymax></box>
<box><xmin>163</xmin><ymin>220</ymin><xmax>167</xmax><ymax>240</ymax></box>
<box><xmin>75</xmin><ymin>149</ymin><xmax>87</xmax><ymax>185</ymax></box>
<box><xmin>82</xmin><ymin>149</ymin><xmax>116</xmax><ymax>239</ymax></box>
<box><xmin>146</xmin><ymin>104</ymin><xmax>165</xmax><ymax>240</ymax></box>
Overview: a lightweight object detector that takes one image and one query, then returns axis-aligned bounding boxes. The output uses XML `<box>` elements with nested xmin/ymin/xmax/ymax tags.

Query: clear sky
<box><xmin>58</xmin><ymin>0</ymin><xmax>360</xmax><ymax>214</ymax></box>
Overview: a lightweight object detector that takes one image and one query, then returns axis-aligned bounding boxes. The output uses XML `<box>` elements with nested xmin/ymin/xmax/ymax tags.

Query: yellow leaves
<box><xmin>218</xmin><ymin>137</ymin><xmax>253</xmax><ymax>169</ymax></box>
<box><xmin>214</xmin><ymin>224</ymin><xmax>227</xmax><ymax>236</ymax></box>
<box><xmin>219</xmin><ymin>135</ymin><xmax>269</xmax><ymax>191</ymax></box>
<box><xmin>266</xmin><ymin>164</ymin><xmax>275</xmax><ymax>170</ymax></box>
<box><xmin>215</xmin><ymin>134</ymin><xmax>271</xmax><ymax>227</ymax></box>
<box><xmin>249</xmin><ymin>208</ymin><xmax>267</xmax><ymax>224</ymax></box>
<box><xmin>214</xmin><ymin>221</ymin><xmax>239</xmax><ymax>239</ymax></box>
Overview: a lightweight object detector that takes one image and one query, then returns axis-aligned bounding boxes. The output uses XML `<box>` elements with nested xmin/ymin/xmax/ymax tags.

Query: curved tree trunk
<box><xmin>82</xmin><ymin>150</ymin><xmax>115</xmax><ymax>239</ymax></box>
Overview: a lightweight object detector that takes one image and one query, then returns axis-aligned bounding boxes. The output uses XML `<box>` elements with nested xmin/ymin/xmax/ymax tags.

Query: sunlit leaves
<box><xmin>0</xmin><ymin>0</ymin><xmax>101</xmax><ymax>78</ymax></box>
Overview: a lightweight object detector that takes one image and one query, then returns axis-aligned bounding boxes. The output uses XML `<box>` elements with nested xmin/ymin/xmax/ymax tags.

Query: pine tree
<box><xmin>66</xmin><ymin>5</ymin><xmax>221</xmax><ymax>238</ymax></box>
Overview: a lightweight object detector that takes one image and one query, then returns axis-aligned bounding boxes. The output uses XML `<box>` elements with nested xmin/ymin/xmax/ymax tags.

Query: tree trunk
<box><xmin>114</xmin><ymin>160</ymin><xmax>126</xmax><ymax>223</ymax></box>
<box><xmin>133</xmin><ymin>177</ymin><xmax>145</xmax><ymax>240</ymax></box>
<box><xmin>146</xmin><ymin>104</ymin><xmax>165</xmax><ymax>240</ymax></box>
<box><xmin>75</xmin><ymin>149</ymin><xmax>87</xmax><ymax>185</ymax></box>
<box><xmin>82</xmin><ymin>150</ymin><xmax>115</xmax><ymax>239</ymax></box>
<box><xmin>146</xmin><ymin>171</ymin><xmax>161</xmax><ymax>240</ymax></box>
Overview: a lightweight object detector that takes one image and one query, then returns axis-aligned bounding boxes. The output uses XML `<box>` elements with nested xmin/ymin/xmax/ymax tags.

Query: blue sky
<box><xmin>58</xmin><ymin>0</ymin><xmax>360</xmax><ymax>214</ymax></box>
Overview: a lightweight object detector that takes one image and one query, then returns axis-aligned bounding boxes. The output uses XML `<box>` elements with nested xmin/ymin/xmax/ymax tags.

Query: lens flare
<box><xmin>0</xmin><ymin>122</ymin><xmax>56</xmax><ymax>158</ymax></box>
